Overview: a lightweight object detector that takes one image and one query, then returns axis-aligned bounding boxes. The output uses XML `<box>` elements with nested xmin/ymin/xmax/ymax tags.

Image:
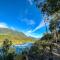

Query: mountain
<box><xmin>0</xmin><ymin>28</ymin><xmax>36</xmax><ymax>45</ymax></box>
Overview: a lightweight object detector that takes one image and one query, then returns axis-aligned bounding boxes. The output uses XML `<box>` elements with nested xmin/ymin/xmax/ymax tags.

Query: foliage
<box><xmin>49</xmin><ymin>13</ymin><xmax>60</xmax><ymax>41</ymax></box>
<box><xmin>34</xmin><ymin>0</ymin><xmax>60</xmax><ymax>15</ymax></box>
<box><xmin>7</xmin><ymin>52</ymin><xmax>15</xmax><ymax>60</ymax></box>
<box><xmin>2</xmin><ymin>39</ymin><xmax>12</xmax><ymax>55</ymax></box>
<box><xmin>28</xmin><ymin>45</ymin><xmax>41</xmax><ymax>60</ymax></box>
<box><xmin>2</xmin><ymin>39</ymin><xmax>15</xmax><ymax>60</ymax></box>
<box><xmin>40</xmin><ymin>33</ymin><xmax>53</xmax><ymax>40</ymax></box>
<box><xmin>49</xmin><ymin>19</ymin><xmax>57</xmax><ymax>32</ymax></box>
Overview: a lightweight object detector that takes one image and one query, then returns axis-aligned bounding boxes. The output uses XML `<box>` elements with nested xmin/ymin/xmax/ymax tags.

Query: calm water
<box><xmin>12</xmin><ymin>42</ymin><xmax>33</xmax><ymax>54</ymax></box>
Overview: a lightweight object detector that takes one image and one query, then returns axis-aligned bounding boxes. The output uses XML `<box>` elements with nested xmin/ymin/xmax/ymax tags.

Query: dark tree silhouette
<box><xmin>2</xmin><ymin>39</ymin><xmax>15</xmax><ymax>60</ymax></box>
<box><xmin>34</xmin><ymin>0</ymin><xmax>60</xmax><ymax>15</ymax></box>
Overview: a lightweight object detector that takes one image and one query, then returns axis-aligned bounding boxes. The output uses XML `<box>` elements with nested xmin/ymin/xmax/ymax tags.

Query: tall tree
<box><xmin>49</xmin><ymin>19</ymin><xmax>57</xmax><ymax>32</ymax></box>
<box><xmin>49</xmin><ymin>13</ymin><xmax>60</xmax><ymax>42</ymax></box>
<box><xmin>2</xmin><ymin>39</ymin><xmax>12</xmax><ymax>55</ymax></box>
<box><xmin>34</xmin><ymin>0</ymin><xmax>60</xmax><ymax>15</ymax></box>
<box><xmin>2</xmin><ymin>39</ymin><xmax>15</xmax><ymax>60</ymax></box>
<box><xmin>40</xmin><ymin>33</ymin><xmax>53</xmax><ymax>40</ymax></box>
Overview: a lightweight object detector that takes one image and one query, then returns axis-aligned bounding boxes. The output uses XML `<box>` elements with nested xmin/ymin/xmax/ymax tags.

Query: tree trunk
<box><xmin>26</xmin><ymin>55</ymin><xmax>28</xmax><ymax>60</ymax></box>
<box><xmin>49</xmin><ymin>45</ymin><xmax>53</xmax><ymax>60</ymax></box>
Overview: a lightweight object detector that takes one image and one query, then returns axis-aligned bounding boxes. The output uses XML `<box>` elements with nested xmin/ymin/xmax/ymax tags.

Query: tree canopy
<box><xmin>34</xmin><ymin>0</ymin><xmax>60</xmax><ymax>15</ymax></box>
<box><xmin>40</xmin><ymin>33</ymin><xmax>53</xmax><ymax>40</ymax></box>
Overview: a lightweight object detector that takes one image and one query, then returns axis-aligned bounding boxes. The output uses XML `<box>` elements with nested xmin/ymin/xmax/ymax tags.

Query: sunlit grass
<box><xmin>0</xmin><ymin>35</ymin><xmax>36</xmax><ymax>46</ymax></box>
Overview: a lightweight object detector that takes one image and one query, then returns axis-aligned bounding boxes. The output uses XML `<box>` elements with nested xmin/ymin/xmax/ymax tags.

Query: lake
<box><xmin>12</xmin><ymin>42</ymin><xmax>33</xmax><ymax>54</ymax></box>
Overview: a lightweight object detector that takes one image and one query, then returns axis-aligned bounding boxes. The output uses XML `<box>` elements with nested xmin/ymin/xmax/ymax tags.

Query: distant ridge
<box><xmin>0</xmin><ymin>28</ymin><xmax>36</xmax><ymax>45</ymax></box>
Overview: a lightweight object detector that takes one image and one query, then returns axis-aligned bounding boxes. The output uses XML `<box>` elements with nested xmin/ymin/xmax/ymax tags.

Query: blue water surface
<box><xmin>12</xmin><ymin>42</ymin><xmax>33</xmax><ymax>54</ymax></box>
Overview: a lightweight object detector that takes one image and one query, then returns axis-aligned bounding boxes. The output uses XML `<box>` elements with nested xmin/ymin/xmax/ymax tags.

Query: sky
<box><xmin>0</xmin><ymin>0</ymin><xmax>49</xmax><ymax>38</ymax></box>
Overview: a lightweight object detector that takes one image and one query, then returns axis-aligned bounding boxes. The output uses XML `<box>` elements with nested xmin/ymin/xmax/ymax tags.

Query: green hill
<box><xmin>0</xmin><ymin>28</ymin><xmax>36</xmax><ymax>45</ymax></box>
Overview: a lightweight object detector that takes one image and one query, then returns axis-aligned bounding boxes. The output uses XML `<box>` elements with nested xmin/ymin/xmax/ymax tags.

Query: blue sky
<box><xmin>0</xmin><ymin>0</ymin><xmax>49</xmax><ymax>38</ymax></box>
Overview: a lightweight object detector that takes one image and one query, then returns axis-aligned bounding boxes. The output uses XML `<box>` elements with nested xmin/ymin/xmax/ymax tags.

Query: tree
<box><xmin>49</xmin><ymin>19</ymin><xmax>57</xmax><ymax>32</ymax></box>
<box><xmin>40</xmin><ymin>33</ymin><xmax>53</xmax><ymax>40</ymax></box>
<box><xmin>2</xmin><ymin>39</ymin><xmax>12</xmax><ymax>55</ymax></box>
<box><xmin>7</xmin><ymin>52</ymin><xmax>15</xmax><ymax>60</ymax></box>
<box><xmin>49</xmin><ymin>44</ymin><xmax>54</xmax><ymax>60</ymax></box>
<box><xmin>34</xmin><ymin>0</ymin><xmax>60</xmax><ymax>15</ymax></box>
<box><xmin>28</xmin><ymin>45</ymin><xmax>43</xmax><ymax>60</ymax></box>
<box><xmin>49</xmin><ymin>14</ymin><xmax>60</xmax><ymax>42</ymax></box>
<box><xmin>22</xmin><ymin>51</ymin><xmax>28</xmax><ymax>60</ymax></box>
<box><xmin>2</xmin><ymin>39</ymin><xmax>15</xmax><ymax>60</ymax></box>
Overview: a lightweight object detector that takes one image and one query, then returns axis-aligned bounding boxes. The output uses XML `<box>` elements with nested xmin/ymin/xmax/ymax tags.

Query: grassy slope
<box><xmin>0</xmin><ymin>28</ymin><xmax>36</xmax><ymax>45</ymax></box>
<box><xmin>0</xmin><ymin>34</ymin><xmax>36</xmax><ymax>45</ymax></box>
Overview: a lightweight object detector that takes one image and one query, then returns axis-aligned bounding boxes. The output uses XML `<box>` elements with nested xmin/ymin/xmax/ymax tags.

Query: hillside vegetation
<box><xmin>0</xmin><ymin>28</ymin><xmax>36</xmax><ymax>45</ymax></box>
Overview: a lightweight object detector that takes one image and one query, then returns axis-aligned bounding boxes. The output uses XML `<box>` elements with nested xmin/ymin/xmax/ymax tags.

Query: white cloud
<box><xmin>0</xmin><ymin>22</ymin><xmax>8</xmax><ymax>28</ymax></box>
<box><xmin>28</xmin><ymin>0</ymin><xmax>33</xmax><ymax>5</ymax></box>
<box><xmin>24</xmin><ymin>30</ymin><xmax>43</xmax><ymax>38</ymax></box>
<box><xmin>32</xmin><ymin>20</ymin><xmax>45</xmax><ymax>32</ymax></box>
<box><xmin>32</xmin><ymin>19</ymin><xmax>49</xmax><ymax>32</ymax></box>
<box><xmin>0</xmin><ymin>22</ymin><xmax>16</xmax><ymax>30</ymax></box>
<box><xmin>23</xmin><ymin>17</ymin><xmax>49</xmax><ymax>38</ymax></box>
<box><xmin>24</xmin><ymin>30</ymin><xmax>32</xmax><ymax>36</ymax></box>
<box><xmin>23</xmin><ymin>18</ymin><xmax>49</xmax><ymax>38</ymax></box>
<box><xmin>21</xmin><ymin>18</ymin><xmax>35</xmax><ymax>25</ymax></box>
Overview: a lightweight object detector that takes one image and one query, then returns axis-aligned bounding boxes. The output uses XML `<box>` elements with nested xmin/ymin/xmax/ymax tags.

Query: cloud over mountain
<box><xmin>0</xmin><ymin>22</ymin><xmax>16</xmax><ymax>31</ymax></box>
<box><xmin>0</xmin><ymin>22</ymin><xmax>8</xmax><ymax>28</ymax></box>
